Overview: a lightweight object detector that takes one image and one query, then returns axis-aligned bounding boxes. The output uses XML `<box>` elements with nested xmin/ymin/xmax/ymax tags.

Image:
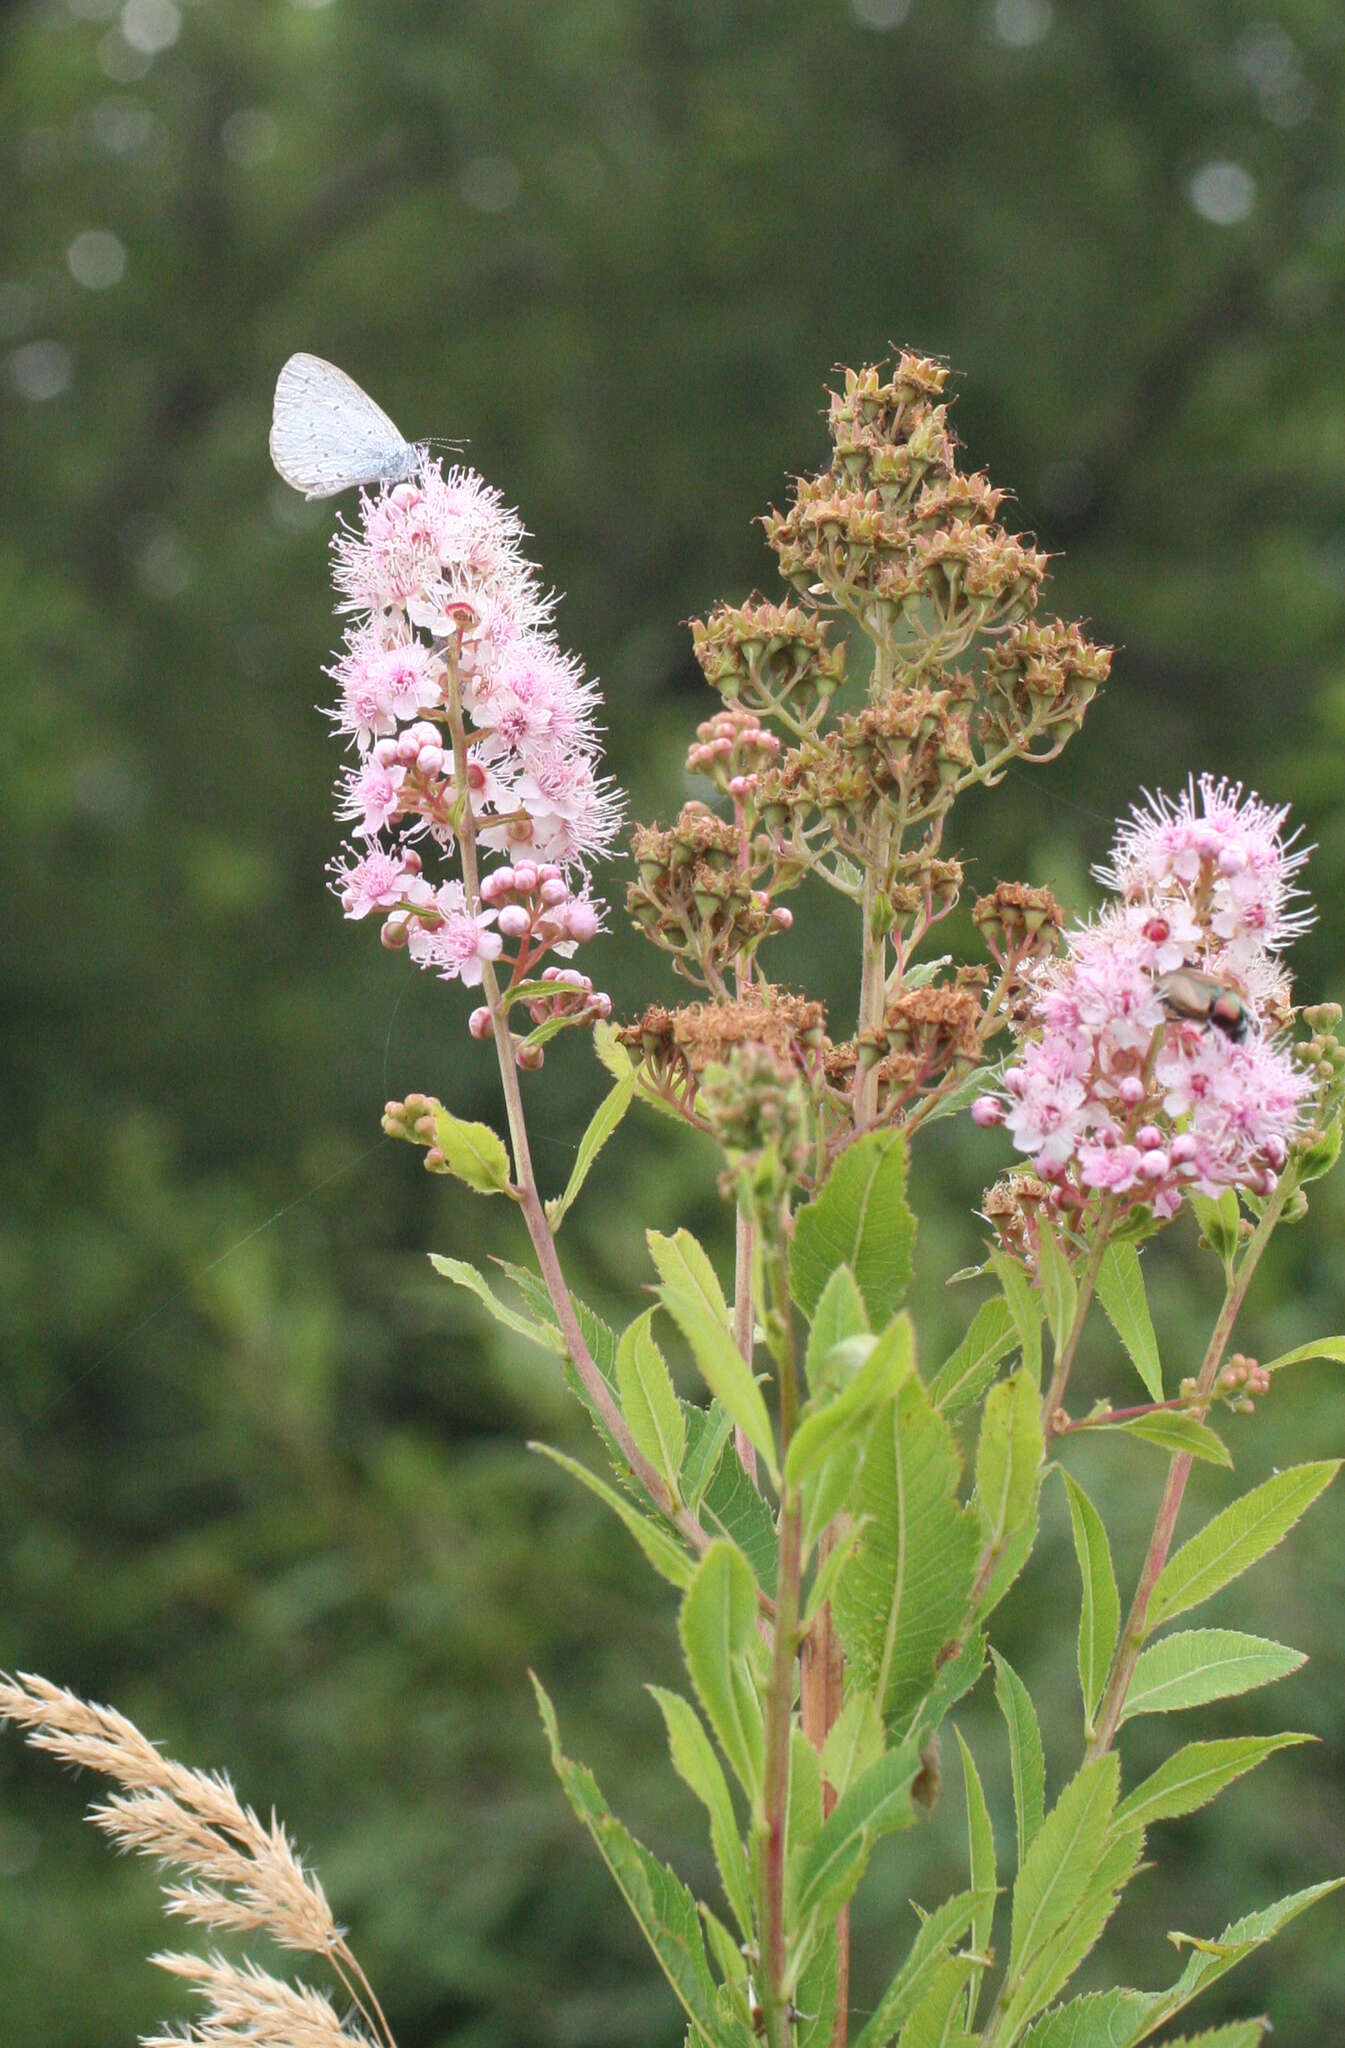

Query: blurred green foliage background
<box><xmin>5</xmin><ymin>0</ymin><xmax>1345</xmax><ymax>2040</ymax></box>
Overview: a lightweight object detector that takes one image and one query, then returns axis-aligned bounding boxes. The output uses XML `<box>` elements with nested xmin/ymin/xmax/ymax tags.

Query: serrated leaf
<box><xmin>533</xmin><ymin>1678</ymin><xmax>751</xmax><ymax>2048</ymax></box>
<box><xmin>1119</xmin><ymin>1629</ymin><xmax>1305</xmax><ymax>1722</ymax></box>
<box><xmin>1114</xmin><ymin>1735</ymin><xmax>1311</xmax><ymax>1832</ymax></box>
<box><xmin>975</xmin><ymin>1368</ymin><xmax>1043</xmax><ymax>1579</ymax></box>
<box><xmin>1060</xmin><ymin>1471</ymin><xmax>1120</xmax><ymax>1730</ymax></box>
<box><xmin>649</xmin><ymin>1686</ymin><xmax>754</xmax><ymax>1940</ymax></box>
<box><xmin>1263</xmin><ymin>1335</ymin><xmax>1345</xmax><ymax>1374</ymax></box>
<box><xmin>796</xmin><ymin>1741</ymin><xmax>921</xmax><ymax>1925</ymax></box>
<box><xmin>679</xmin><ymin>1542</ymin><xmax>764</xmax><ymax>1798</ymax></box>
<box><xmin>1141</xmin><ymin>1881</ymin><xmax>1344</xmax><ymax>2037</ymax></box>
<box><xmin>681</xmin><ymin>1402</ymin><xmax>735</xmax><ymax>1509</ymax></box>
<box><xmin>929</xmin><ymin>1297</ymin><xmax>1019</xmax><ymax>1413</ymax></box>
<box><xmin>956</xmin><ymin>1731</ymin><xmax>996</xmax><ymax>2032</ymax></box>
<box><xmin>1093</xmin><ymin>1412</ymin><xmax>1231</xmax><ymax>1467</ymax></box>
<box><xmin>531</xmin><ymin>1443</ymin><xmax>695</xmax><ymax>1588</ymax></box>
<box><xmin>651</xmin><ymin>1230</ymin><xmax>777</xmax><ymax>1478</ymax></box>
<box><xmin>429</xmin><ymin>1254</ymin><xmax>567</xmax><ymax>1355</ymax></box>
<box><xmin>989</xmin><ymin>1252</ymin><xmax>1044</xmax><ymax>1385</ymax></box>
<box><xmin>791</xmin><ymin>1129</ymin><xmax>915</xmax><ymax>1328</ymax></box>
<box><xmin>805</xmin><ymin>1263</ymin><xmax>871</xmax><ymax>1393</ymax></box>
<box><xmin>895</xmin><ymin>1950</ymin><xmax>981</xmax><ymax>2048</ymax></box>
<box><xmin>834</xmin><ymin>1374</ymin><xmax>981</xmax><ymax>1738</ymax></box>
<box><xmin>787</xmin><ymin>1724</ymin><xmax>826</xmax><ymax>1889</ymax></box>
<box><xmin>1019</xmin><ymin>1989</ymin><xmax>1152</xmax><ymax>2048</ymax></box>
<box><xmin>1000</xmin><ymin>1823</ymin><xmax>1141</xmax><ymax>2039</ymax></box>
<box><xmin>1036</xmin><ymin>1221</ymin><xmax>1078</xmax><ymax>1358</ymax></box>
<box><xmin>594</xmin><ymin>1020</ymin><xmax>634</xmax><ymax>1081</ymax></box>
<box><xmin>1190</xmin><ymin>1188</ymin><xmax>1241</xmax><ymax>1265</ymax></box>
<box><xmin>692</xmin><ymin>1410</ymin><xmax>778</xmax><ymax>1596</ymax></box>
<box><xmin>993</xmin><ymin>1650</ymin><xmax>1046</xmax><ymax>1871</ymax></box>
<box><xmin>795</xmin><ymin>1927</ymin><xmax>840</xmax><ymax>2048</ymax></box>
<box><xmin>821</xmin><ymin>1693</ymin><xmax>885</xmax><ymax>1802</ymax></box>
<box><xmin>1148</xmin><ymin>1461</ymin><xmax>1340</xmax><ymax>1629</ymax></box>
<box><xmin>1009</xmin><ymin>1755</ymin><xmax>1119</xmax><ymax>1976</ymax></box>
<box><xmin>852</xmin><ymin>1890</ymin><xmax>989</xmax><ymax>2048</ymax></box>
<box><xmin>788</xmin><ymin>1314</ymin><xmax>914</xmax><ymax>1484</ymax></box>
<box><xmin>617</xmin><ymin>1309</ymin><xmax>686</xmax><ymax>1492</ymax></box>
<box><xmin>1095</xmin><ymin>1243</ymin><xmax>1163</xmax><ymax>1402</ymax></box>
<box><xmin>426</xmin><ymin>1105</ymin><xmax>514</xmax><ymax>1193</ymax></box>
<box><xmin>547</xmin><ymin>1071</ymin><xmax>636</xmax><ymax>1229</ymax></box>
<box><xmin>915</xmin><ymin>1062</ymin><xmax>992</xmax><ymax>1129</ymax></box>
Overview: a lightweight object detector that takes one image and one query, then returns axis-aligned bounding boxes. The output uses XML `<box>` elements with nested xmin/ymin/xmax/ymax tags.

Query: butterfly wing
<box><xmin>270</xmin><ymin>352</ymin><xmax>420</xmax><ymax>499</ymax></box>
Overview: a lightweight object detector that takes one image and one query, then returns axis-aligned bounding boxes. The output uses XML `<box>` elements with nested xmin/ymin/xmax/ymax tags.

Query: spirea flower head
<box><xmin>975</xmin><ymin>778</ymin><xmax>1314</xmax><ymax>1228</ymax></box>
<box><xmin>1095</xmin><ymin>774</ymin><xmax>1314</xmax><ymax>965</ymax></box>
<box><xmin>318</xmin><ymin>455</ymin><xmax>623</xmax><ymax>1033</ymax></box>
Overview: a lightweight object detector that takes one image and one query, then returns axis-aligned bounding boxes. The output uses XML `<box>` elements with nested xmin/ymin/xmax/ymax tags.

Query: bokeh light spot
<box><xmin>1187</xmin><ymin>159</ymin><xmax>1257</xmax><ymax>226</ymax></box>
<box><xmin>849</xmin><ymin>0</ymin><xmax>912</xmax><ymax>29</ymax></box>
<box><xmin>985</xmin><ymin>0</ymin><xmax>1052</xmax><ymax>49</ymax></box>
<box><xmin>67</xmin><ymin>228</ymin><xmax>127</xmax><ymax>290</ymax></box>
<box><xmin>6</xmin><ymin>340</ymin><xmax>73</xmax><ymax>401</ymax></box>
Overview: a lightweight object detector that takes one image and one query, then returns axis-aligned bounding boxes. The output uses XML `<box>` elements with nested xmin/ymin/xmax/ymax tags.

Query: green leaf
<box><xmin>791</xmin><ymin>1129</ymin><xmax>915</xmax><ymax>1329</ymax></box>
<box><xmin>1114</xmin><ymin>1734</ymin><xmax>1312</xmax><ymax>1832</ymax></box>
<box><xmin>1060</xmin><ymin>1471</ymin><xmax>1120</xmax><ymax>1730</ymax></box>
<box><xmin>648</xmin><ymin>1686</ymin><xmax>754</xmax><ymax>1941</ymax></box>
<box><xmin>425</xmin><ymin>1105</ymin><xmax>514</xmax><ymax>1193</ymax></box>
<box><xmin>650</xmin><ymin>1229</ymin><xmax>778</xmax><ymax>1478</ymax></box>
<box><xmin>805</xmin><ymin>1263</ymin><xmax>871</xmax><ymax>1393</ymax></box>
<box><xmin>955</xmin><ymin>1731</ymin><xmax>996</xmax><ymax>2032</ymax></box>
<box><xmin>1036</xmin><ymin>1220</ymin><xmax>1078</xmax><ymax>1358</ymax></box>
<box><xmin>687</xmin><ymin>1407</ymin><xmax>778</xmax><ymax>1596</ymax></box>
<box><xmin>681</xmin><ymin>1402</ymin><xmax>735</xmax><ymax>1509</ymax></box>
<box><xmin>834</xmin><ymin>1374</ymin><xmax>981</xmax><ymax>1738</ymax></box>
<box><xmin>1093</xmin><ymin>1412</ymin><xmax>1231</xmax><ymax>1468</ymax></box>
<box><xmin>531</xmin><ymin>1443</ymin><xmax>695</xmax><ymax>1589</ymax></box>
<box><xmin>1119</xmin><ymin>1629</ymin><xmax>1305</xmax><ymax>1722</ymax></box>
<box><xmin>1000</xmin><ymin>1822</ymin><xmax>1141</xmax><ymax>2039</ymax></box>
<box><xmin>1263</xmin><ymin>1336</ymin><xmax>1345</xmax><ymax>1374</ymax></box>
<box><xmin>974</xmin><ymin>1369</ymin><xmax>1043</xmax><ymax>1580</ymax></box>
<box><xmin>787</xmin><ymin>1314</ymin><xmax>914</xmax><ymax>1484</ymax></box>
<box><xmin>993</xmin><ymin>1650</ymin><xmax>1046</xmax><ymax>1871</ymax></box>
<box><xmin>1009</xmin><ymin>1755</ymin><xmax>1119</xmax><ymax>1977</ymax></box>
<box><xmin>1190</xmin><ymin>1188</ymin><xmax>1241</xmax><ymax>1265</ymax></box>
<box><xmin>989</xmin><ymin>1251</ymin><xmax>1044</xmax><ymax>1385</ymax></box>
<box><xmin>786</xmin><ymin>1724</ymin><xmax>826</xmax><ymax>1888</ymax></box>
<box><xmin>593</xmin><ymin>1019</ymin><xmax>634</xmax><ymax>1081</ymax></box>
<box><xmin>546</xmin><ymin>1071</ymin><xmax>636</xmax><ymax>1229</ymax></box>
<box><xmin>679</xmin><ymin>1542</ymin><xmax>764</xmax><ymax>1798</ymax></box>
<box><xmin>928</xmin><ymin>1297</ymin><xmax>1019</xmax><ymax>1413</ymax></box>
<box><xmin>821</xmin><ymin>1693</ymin><xmax>885</xmax><ymax>1802</ymax></box>
<box><xmin>1095</xmin><ymin>1243</ymin><xmax>1163</xmax><ymax>1402</ymax></box>
<box><xmin>429</xmin><ymin>1254</ymin><xmax>567</xmax><ymax>1356</ymax></box>
<box><xmin>533</xmin><ymin>1678</ymin><xmax>750</xmax><ymax>2048</ymax></box>
<box><xmin>1148</xmin><ymin>1461</ymin><xmax>1340</xmax><ymax>1629</ymax></box>
<box><xmin>1140</xmin><ymin>1881</ymin><xmax>1344</xmax><ymax>2037</ymax></box>
<box><xmin>1019</xmin><ymin>1990</ymin><xmax>1152</xmax><ymax>2048</ymax></box>
<box><xmin>894</xmin><ymin>1952</ymin><xmax>981</xmax><ymax>2048</ymax></box>
<box><xmin>617</xmin><ymin>1309</ymin><xmax>686</xmax><ymax>1493</ymax></box>
<box><xmin>852</xmin><ymin>1891</ymin><xmax>989</xmax><ymax>2048</ymax></box>
<box><xmin>796</xmin><ymin>1741</ymin><xmax>921</xmax><ymax>1925</ymax></box>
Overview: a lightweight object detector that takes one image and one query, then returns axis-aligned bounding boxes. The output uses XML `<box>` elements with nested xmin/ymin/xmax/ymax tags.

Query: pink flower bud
<box><xmin>1264</xmin><ymin>1135</ymin><xmax>1288</xmax><ymax>1170</ymax></box>
<box><xmin>468</xmin><ymin>1006</ymin><xmax>492</xmax><ymax>1039</ymax></box>
<box><xmin>539</xmin><ymin>864</ymin><xmax>562</xmax><ymax>883</ymax></box>
<box><xmin>513</xmin><ymin>861</ymin><xmax>539</xmax><ymax>892</ymax></box>
<box><xmin>402</xmin><ymin>848</ymin><xmax>424</xmax><ymax>874</ymax></box>
<box><xmin>565</xmin><ymin>900</ymin><xmax>601</xmax><ymax>942</ymax></box>
<box><xmin>1139</xmin><ymin>1150</ymin><xmax>1171</xmax><ymax>1180</ymax></box>
<box><xmin>416</xmin><ymin>744</ymin><xmax>445</xmax><ymax>776</ymax></box>
<box><xmin>539</xmin><ymin>876</ymin><xmax>567</xmax><ymax>906</ymax></box>
<box><xmin>374</xmin><ymin>738</ymin><xmax>399</xmax><ymax>767</ymax></box>
<box><xmin>380</xmin><ymin>918</ymin><xmax>409</xmax><ymax>950</ymax></box>
<box><xmin>971</xmin><ymin>1095</ymin><xmax>1005</xmax><ymax>1128</ymax></box>
<box><xmin>1136</xmin><ymin>1124</ymin><xmax>1164</xmax><ymax>1150</ymax></box>
<box><xmin>497</xmin><ymin>905</ymin><xmax>531</xmax><ymax>938</ymax></box>
<box><xmin>591</xmin><ymin>992</ymin><xmax>612</xmax><ymax>1018</ymax></box>
<box><xmin>1118</xmin><ymin>1075</ymin><xmax>1146</xmax><ymax>1107</ymax></box>
<box><xmin>516</xmin><ymin>1042</ymin><xmax>545</xmax><ymax>1071</ymax></box>
<box><xmin>772</xmin><ymin>906</ymin><xmax>793</xmax><ymax>929</ymax></box>
<box><xmin>1170</xmin><ymin>1133</ymin><xmax>1199</xmax><ymax>1163</ymax></box>
<box><xmin>479</xmin><ymin>871</ymin><xmax>504</xmax><ymax>903</ymax></box>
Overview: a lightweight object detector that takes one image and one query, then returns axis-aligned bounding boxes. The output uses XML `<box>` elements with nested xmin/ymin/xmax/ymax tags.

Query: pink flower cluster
<box><xmin>972</xmin><ymin>778</ymin><xmax>1313</xmax><ymax>1219</ymax></box>
<box><xmin>322</xmin><ymin>461</ymin><xmax>621</xmax><ymax>1012</ymax></box>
